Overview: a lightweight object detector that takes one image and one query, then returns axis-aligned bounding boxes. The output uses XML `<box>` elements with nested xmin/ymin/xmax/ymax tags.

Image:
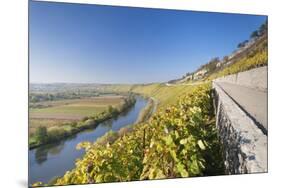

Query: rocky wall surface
<box><xmin>213</xmin><ymin>82</ymin><xmax>267</xmax><ymax>174</ymax></box>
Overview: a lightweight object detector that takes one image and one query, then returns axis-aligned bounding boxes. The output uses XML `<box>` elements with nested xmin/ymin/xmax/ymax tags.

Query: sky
<box><xmin>29</xmin><ymin>1</ymin><xmax>267</xmax><ymax>84</ymax></box>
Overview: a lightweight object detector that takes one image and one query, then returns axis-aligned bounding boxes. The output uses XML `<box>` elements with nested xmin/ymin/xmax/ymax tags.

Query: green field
<box><xmin>132</xmin><ymin>83</ymin><xmax>195</xmax><ymax>110</ymax></box>
<box><xmin>30</xmin><ymin>105</ymin><xmax>107</xmax><ymax>120</ymax></box>
<box><xmin>30</xmin><ymin>96</ymin><xmax>124</xmax><ymax>120</ymax></box>
<box><xmin>29</xmin><ymin>96</ymin><xmax>125</xmax><ymax>136</ymax></box>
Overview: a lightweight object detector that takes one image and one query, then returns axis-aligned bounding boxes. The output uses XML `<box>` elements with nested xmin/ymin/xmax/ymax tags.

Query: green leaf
<box><xmin>180</xmin><ymin>138</ymin><xmax>188</xmax><ymax>145</ymax></box>
<box><xmin>169</xmin><ymin>150</ymin><xmax>178</xmax><ymax>162</ymax></box>
<box><xmin>174</xmin><ymin>130</ymin><xmax>179</xmax><ymax>139</ymax></box>
<box><xmin>155</xmin><ymin>169</ymin><xmax>166</xmax><ymax>179</ymax></box>
<box><xmin>164</xmin><ymin>135</ymin><xmax>174</xmax><ymax>146</ymax></box>
<box><xmin>197</xmin><ymin>140</ymin><xmax>206</xmax><ymax>150</ymax></box>
<box><xmin>176</xmin><ymin>163</ymin><xmax>189</xmax><ymax>177</ymax></box>
<box><xmin>95</xmin><ymin>174</ymin><xmax>103</xmax><ymax>183</ymax></box>
<box><xmin>190</xmin><ymin>159</ymin><xmax>200</xmax><ymax>175</ymax></box>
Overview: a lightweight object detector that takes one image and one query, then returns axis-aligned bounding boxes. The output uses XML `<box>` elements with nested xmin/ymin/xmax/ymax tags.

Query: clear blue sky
<box><xmin>29</xmin><ymin>1</ymin><xmax>267</xmax><ymax>84</ymax></box>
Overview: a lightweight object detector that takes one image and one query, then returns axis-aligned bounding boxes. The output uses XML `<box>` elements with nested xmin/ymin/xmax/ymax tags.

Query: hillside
<box><xmin>32</xmin><ymin>21</ymin><xmax>268</xmax><ymax>187</ymax></box>
<box><xmin>132</xmin><ymin>84</ymin><xmax>197</xmax><ymax>109</ymax></box>
<box><xmin>168</xmin><ymin>24</ymin><xmax>268</xmax><ymax>85</ymax></box>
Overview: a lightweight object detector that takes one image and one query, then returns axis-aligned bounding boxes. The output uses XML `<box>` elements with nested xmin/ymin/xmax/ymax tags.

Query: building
<box><xmin>193</xmin><ymin>68</ymin><xmax>208</xmax><ymax>80</ymax></box>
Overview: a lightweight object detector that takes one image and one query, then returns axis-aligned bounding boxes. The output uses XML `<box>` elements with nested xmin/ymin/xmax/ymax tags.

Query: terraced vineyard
<box><xmin>33</xmin><ymin>84</ymin><xmax>224</xmax><ymax>186</ymax></box>
<box><xmin>206</xmin><ymin>37</ymin><xmax>268</xmax><ymax>81</ymax></box>
<box><xmin>132</xmin><ymin>84</ymin><xmax>197</xmax><ymax>110</ymax></box>
<box><xmin>29</xmin><ymin>16</ymin><xmax>268</xmax><ymax>187</ymax></box>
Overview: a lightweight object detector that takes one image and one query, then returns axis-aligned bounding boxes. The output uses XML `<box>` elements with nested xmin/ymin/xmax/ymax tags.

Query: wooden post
<box><xmin>143</xmin><ymin>128</ymin><xmax>146</xmax><ymax>157</ymax></box>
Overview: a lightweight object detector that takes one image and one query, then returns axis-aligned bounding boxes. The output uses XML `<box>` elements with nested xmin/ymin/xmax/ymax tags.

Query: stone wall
<box><xmin>213</xmin><ymin>82</ymin><xmax>267</xmax><ymax>174</ymax></box>
<box><xmin>215</xmin><ymin>66</ymin><xmax>267</xmax><ymax>92</ymax></box>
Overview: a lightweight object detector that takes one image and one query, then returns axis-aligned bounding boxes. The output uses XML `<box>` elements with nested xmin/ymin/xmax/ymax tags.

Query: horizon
<box><xmin>29</xmin><ymin>81</ymin><xmax>159</xmax><ymax>85</ymax></box>
<box><xmin>30</xmin><ymin>1</ymin><xmax>267</xmax><ymax>84</ymax></box>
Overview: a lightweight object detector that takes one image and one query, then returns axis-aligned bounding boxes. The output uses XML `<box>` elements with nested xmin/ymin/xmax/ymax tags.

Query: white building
<box><xmin>194</xmin><ymin>68</ymin><xmax>208</xmax><ymax>80</ymax></box>
<box><xmin>216</xmin><ymin>61</ymin><xmax>223</xmax><ymax>68</ymax></box>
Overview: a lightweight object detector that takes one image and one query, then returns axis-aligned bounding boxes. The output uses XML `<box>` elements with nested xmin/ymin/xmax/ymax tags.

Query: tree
<box><xmin>107</xmin><ymin>105</ymin><xmax>114</xmax><ymax>114</ymax></box>
<box><xmin>237</xmin><ymin>42</ymin><xmax>244</xmax><ymax>48</ymax></box>
<box><xmin>203</xmin><ymin>57</ymin><xmax>220</xmax><ymax>74</ymax></box>
<box><xmin>107</xmin><ymin>105</ymin><xmax>118</xmax><ymax>117</ymax></box>
<box><xmin>223</xmin><ymin>56</ymin><xmax>229</xmax><ymax>63</ymax></box>
<box><xmin>48</xmin><ymin>94</ymin><xmax>54</xmax><ymax>101</ymax></box>
<box><xmin>259</xmin><ymin>20</ymin><xmax>268</xmax><ymax>36</ymax></box>
<box><xmin>30</xmin><ymin>96</ymin><xmax>39</xmax><ymax>103</ymax></box>
<box><xmin>35</xmin><ymin>126</ymin><xmax>48</xmax><ymax>144</ymax></box>
<box><xmin>250</xmin><ymin>30</ymin><xmax>259</xmax><ymax>39</ymax></box>
<box><xmin>82</xmin><ymin>116</ymin><xmax>89</xmax><ymax>122</ymax></box>
<box><xmin>237</xmin><ymin>40</ymin><xmax>249</xmax><ymax>48</ymax></box>
<box><xmin>185</xmin><ymin>72</ymin><xmax>191</xmax><ymax>77</ymax></box>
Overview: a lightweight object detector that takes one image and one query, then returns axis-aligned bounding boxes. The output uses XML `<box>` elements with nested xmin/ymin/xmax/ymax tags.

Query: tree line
<box><xmin>30</xmin><ymin>95</ymin><xmax>136</xmax><ymax>149</ymax></box>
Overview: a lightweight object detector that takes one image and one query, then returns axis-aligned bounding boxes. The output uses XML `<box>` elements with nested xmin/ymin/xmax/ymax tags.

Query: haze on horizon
<box><xmin>30</xmin><ymin>1</ymin><xmax>267</xmax><ymax>84</ymax></box>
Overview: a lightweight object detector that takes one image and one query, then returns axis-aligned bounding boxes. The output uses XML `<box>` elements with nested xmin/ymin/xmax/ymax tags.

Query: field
<box><xmin>29</xmin><ymin>96</ymin><xmax>125</xmax><ymax>136</ymax></box>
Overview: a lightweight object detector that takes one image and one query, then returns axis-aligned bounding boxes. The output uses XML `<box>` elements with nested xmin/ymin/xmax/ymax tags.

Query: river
<box><xmin>28</xmin><ymin>97</ymin><xmax>148</xmax><ymax>184</ymax></box>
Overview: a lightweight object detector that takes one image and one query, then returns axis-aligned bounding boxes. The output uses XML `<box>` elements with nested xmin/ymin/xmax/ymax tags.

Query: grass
<box><xmin>135</xmin><ymin>98</ymin><xmax>155</xmax><ymax>124</ymax></box>
<box><xmin>132</xmin><ymin>84</ymin><xmax>195</xmax><ymax>110</ymax></box>
<box><xmin>30</xmin><ymin>106</ymin><xmax>107</xmax><ymax>119</ymax></box>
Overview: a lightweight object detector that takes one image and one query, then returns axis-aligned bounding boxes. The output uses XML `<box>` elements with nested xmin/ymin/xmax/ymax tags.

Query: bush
<box><xmin>82</xmin><ymin>116</ymin><xmax>89</xmax><ymax>122</ymax></box>
<box><xmin>35</xmin><ymin>126</ymin><xmax>48</xmax><ymax>144</ymax></box>
<box><xmin>47</xmin><ymin>127</ymin><xmax>66</xmax><ymax>142</ymax></box>
<box><xmin>84</xmin><ymin>119</ymin><xmax>96</xmax><ymax>127</ymax></box>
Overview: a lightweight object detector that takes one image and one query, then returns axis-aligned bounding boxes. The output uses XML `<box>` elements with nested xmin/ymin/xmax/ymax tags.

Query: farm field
<box><xmin>29</xmin><ymin>95</ymin><xmax>125</xmax><ymax>135</ymax></box>
<box><xmin>30</xmin><ymin>96</ymin><xmax>125</xmax><ymax>119</ymax></box>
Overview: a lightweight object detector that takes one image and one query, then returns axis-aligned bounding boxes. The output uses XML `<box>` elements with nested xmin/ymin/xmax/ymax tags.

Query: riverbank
<box><xmin>29</xmin><ymin>96</ymin><xmax>148</xmax><ymax>185</ymax></box>
<box><xmin>134</xmin><ymin>97</ymin><xmax>158</xmax><ymax>124</ymax></box>
<box><xmin>29</xmin><ymin>95</ymin><xmax>136</xmax><ymax>149</ymax></box>
<box><xmin>91</xmin><ymin>97</ymin><xmax>158</xmax><ymax>148</ymax></box>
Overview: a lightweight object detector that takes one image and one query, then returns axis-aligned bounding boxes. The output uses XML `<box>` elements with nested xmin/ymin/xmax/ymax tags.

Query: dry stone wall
<box><xmin>212</xmin><ymin>82</ymin><xmax>267</xmax><ymax>174</ymax></box>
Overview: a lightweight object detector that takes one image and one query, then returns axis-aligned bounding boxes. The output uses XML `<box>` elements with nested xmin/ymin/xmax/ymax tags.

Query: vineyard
<box><xmin>206</xmin><ymin>38</ymin><xmax>268</xmax><ymax>81</ymax></box>
<box><xmin>132</xmin><ymin>84</ymin><xmax>197</xmax><ymax>109</ymax></box>
<box><xmin>31</xmin><ymin>29</ymin><xmax>268</xmax><ymax>188</ymax></box>
<box><xmin>27</xmin><ymin>8</ymin><xmax>269</xmax><ymax>188</ymax></box>
<box><xmin>32</xmin><ymin>83</ymin><xmax>224</xmax><ymax>186</ymax></box>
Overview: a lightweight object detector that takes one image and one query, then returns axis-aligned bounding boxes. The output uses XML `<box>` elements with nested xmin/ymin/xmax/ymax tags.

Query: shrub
<box><xmin>47</xmin><ymin>127</ymin><xmax>68</xmax><ymax>142</ymax></box>
<box><xmin>35</xmin><ymin>126</ymin><xmax>48</xmax><ymax>144</ymax></box>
